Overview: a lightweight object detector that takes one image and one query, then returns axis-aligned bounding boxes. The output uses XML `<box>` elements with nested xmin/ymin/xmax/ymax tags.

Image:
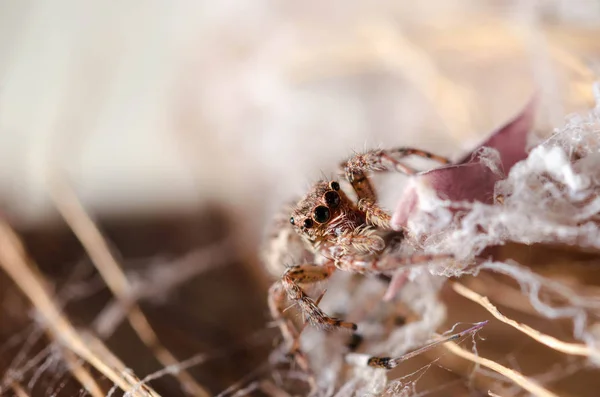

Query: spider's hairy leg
<box><xmin>388</xmin><ymin>147</ymin><xmax>451</xmax><ymax>166</ymax></box>
<box><xmin>337</xmin><ymin>155</ymin><xmax>390</xmax><ymax>229</ymax></box>
<box><xmin>288</xmin><ymin>289</ymin><xmax>327</xmax><ymax>354</ymax></box>
<box><xmin>281</xmin><ymin>263</ymin><xmax>357</xmax><ymax>330</ymax></box>
<box><xmin>339</xmin><ymin>148</ymin><xmax>450</xmax><ymax>229</ymax></box>
<box><xmin>338</xmin><ymin>251</ymin><xmax>453</xmax><ymax>273</ymax></box>
<box><xmin>268</xmin><ymin>283</ymin><xmax>309</xmax><ymax>361</ymax></box>
<box><xmin>341</xmin><ymin>147</ymin><xmax>451</xmax><ymax>200</ymax></box>
<box><xmin>342</xmin><ymin>147</ymin><xmax>450</xmax><ymax>181</ymax></box>
<box><xmin>339</xmin><ymin>153</ymin><xmax>379</xmax><ymax>202</ymax></box>
<box><xmin>268</xmin><ymin>282</ymin><xmax>318</xmax><ymax>391</ymax></box>
<box><xmin>374</xmin><ymin>251</ymin><xmax>454</xmax><ymax>271</ymax></box>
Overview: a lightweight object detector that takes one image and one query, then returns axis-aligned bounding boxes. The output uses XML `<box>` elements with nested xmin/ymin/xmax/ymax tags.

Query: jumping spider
<box><xmin>265</xmin><ymin>147</ymin><xmax>454</xmax><ymax>376</ymax></box>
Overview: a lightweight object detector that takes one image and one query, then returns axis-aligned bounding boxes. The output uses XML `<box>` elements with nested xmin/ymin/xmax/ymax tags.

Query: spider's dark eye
<box><xmin>290</xmin><ymin>217</ymin><xmax>295</xmax><ymax>225</ymax></box>
<box><xmin>313</xmin><ymin>206</ymin><xmax>330</xmax><ymax>223</ymax></box>
<box><xmin>330</xmin><ymin>181</ymin><xmax>340</xmax><ymax>191</ymax></box>
<box><xmin>303</xmin><ymin>218</ymin><xmax>313</xmax><ymax>228</ymax></box>
<box><xmin>324</xmin><ymin>191</ymin><xmax>340</xmax><ymax>208</ymax></box>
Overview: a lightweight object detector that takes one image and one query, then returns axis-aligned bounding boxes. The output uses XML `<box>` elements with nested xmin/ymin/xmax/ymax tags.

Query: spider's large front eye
<box><xmin>303</xmin><ymin>218</ymin><xmax>313</xmax><ymax>228</ymax></box>
<box><xmin>324</xmin><ymin>191</ymin><xmax>340</xmax><ymax>208</ymax></box>
<box><xmin>313</xmin><ymin>206</ymin><xmax>330</xmax><ymax>223</ymax></box>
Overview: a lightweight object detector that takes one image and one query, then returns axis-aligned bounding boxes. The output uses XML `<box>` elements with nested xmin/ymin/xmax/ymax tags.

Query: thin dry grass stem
<box><xmin>215</xmin><ymin>362</ymin><xmax>273</xmax><ymax>397</ymax></box>
<box><xmin>464</xmin><ymin>274</ymin><xmax>541</xmax><ymax>317</ymax></box>
<box><xmin>58</xmin><ymin>346</ymin><xmax>104</xmax><ymax>397</ymax></box>
<box><xmin>444</xmin><ymin>341</ymin><xmax>559</xmax><ymax>397</ymax></box>
<box><xmin>82</xmin><ymin>333</ymin><xmax>163</xmax><ymax>397</ymax></box>
<box><xmin>11</xmin><ymin>382</ymin><xmax>29</xmax><ymax>397</ymax></box>
<box><xmin>394</xmin><ymin>321</ymin><xmax>488</xmax><ymax>364</ymax></box>
<box><xmin>0</xmin><ymin>220</ymin><xmax>159</xmax><ymax>397</ymax></box>
<box><xmin>452</xmin><ymin>282</ymin><xmax>600</xmax><ymax>362</ymax></box>
<box><xmin>49</xmin><ymin>178</ymin><xmax>211</xmax><ymax>397</ymax></box>
<box><xmin>94</xmin><ymin>239</ymin><xmax>234</xmax><ymax>338</ymax></box>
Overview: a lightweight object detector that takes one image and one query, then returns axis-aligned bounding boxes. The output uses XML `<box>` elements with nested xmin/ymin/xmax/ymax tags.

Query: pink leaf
<box><xmin>391</xmin><ymin>98</ymin><xmax>536</xmax><ymax>230</ymax></box>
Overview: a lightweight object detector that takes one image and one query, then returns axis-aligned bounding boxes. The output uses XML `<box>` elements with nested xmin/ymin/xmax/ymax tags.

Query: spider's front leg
<box><xmin>263</xmin><ymin>201</ymin><xmax>324</xmax><ymax>376</ymax></box>
<box><xmin>341</xmin><ymin>147</ymin><xmax>451</xmax><ymax>229</ymax></box>
<box><xmin>343</xmin><ymin>147</ymin><xmax>451</xmax><ymax>182</ymax></box>
<box><xmin>268</xmin><ymin>275</ymin><xmax>331</xmax><ymax>392</ymax></box>
<box><xmin>279</xmin><ymin>263</ymin><xmax>357</xmax><ymax>330</ymax></box>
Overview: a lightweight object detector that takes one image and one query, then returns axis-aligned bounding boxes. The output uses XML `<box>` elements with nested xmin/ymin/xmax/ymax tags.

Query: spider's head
<box><xmin>289</xmin><ymin>180</ymin><xmax>357</xmax><ymax>242</ymax></box>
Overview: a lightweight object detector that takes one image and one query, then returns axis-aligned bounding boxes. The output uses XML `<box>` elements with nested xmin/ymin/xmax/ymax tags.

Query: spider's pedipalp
<box><xmin>358</xmin><ymin>199</ymin><xmax>391</xmax><ymax>229</ymax></box>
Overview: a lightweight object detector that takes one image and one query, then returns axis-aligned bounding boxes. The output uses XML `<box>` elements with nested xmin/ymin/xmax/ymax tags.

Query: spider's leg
<box><xmin>281</xmin><ymin>263</ymin><xmax>356</xmax><ymax>330</ymax></box>
<box><xmin>289</xmin><ymin>289</ymin><xmax>327</xmax><ymax>355</ymax></box>
<box><xmin>268</xmin><ymin>281</ymin><xmax>318</xmax><ymax>391</ymax></box>
<box><xmin>339</xmin><ymin>152</ymin><xmax>379</xmax><ymax>202</ymax></box>
<box><xmin>372</xmin><ymin>252</ymin><xmax>454</xmax><ymax>272</ymax></box>
<box><xmin>388</xmin><ymin>147</ymin><xmax>451</xmax><ymax>167</ymax></box>
<box><xmin>268</xmin><ymin>283</ymin><xmax>309</xmax><ymax>360</ymax></box>
<box><xmin>336</xmin><ymin>251</ymin><xmax>453</xmax><ymax>275</ymax></box>
<box><xmin>342</xmin><ymin>147</ymin><xmax>451</xmax><ymax>191</ymax></box>
<box><xmin>340</xmin><ymin>147</ymin><xmax>451</xmax><ymax>229</ymax></box>
<box><xmin>335</xmin><ymin>161</ymin><xmax>390</xmax><ymax>230</ymax></box>
<box><xmin>264</xmin><ymin>200</ymin><xmax>324</xmax><ymax>388</ymax></box>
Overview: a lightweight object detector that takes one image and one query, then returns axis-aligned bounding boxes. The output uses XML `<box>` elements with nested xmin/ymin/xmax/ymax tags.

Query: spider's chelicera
<box><xmin>264</xmin><ymin>147</ymin><xmax>454</xmax><ymax>374</ymax></box>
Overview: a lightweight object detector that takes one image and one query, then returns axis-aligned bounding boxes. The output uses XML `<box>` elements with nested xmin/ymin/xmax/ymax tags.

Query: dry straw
<box><xmin>48</xmin><ymin>177</ymin><xmax>211</xmax><ymax>397</ymax></box>
<box><xmin>0</xmin><ymin>220</ymin><xmax>160</xmax><ymax>397</ymax></box>
<box><xmin>452</xmin><ymin>282</ymin><xmax>600</xmax><ymax>362</ymax></box>
<box><xmin>443</xmin><ymin>341</ymin><xmax>559</xmax><ymax>397</ymax></box>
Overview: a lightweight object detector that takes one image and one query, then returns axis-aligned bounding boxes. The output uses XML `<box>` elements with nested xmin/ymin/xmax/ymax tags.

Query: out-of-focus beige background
<box><xmin>1</xmin><ymin>0</ymin><xmax>599</xmax><ymax>235</ymax></box>
<box><xmin>2</xmin><ymin>2</ymin><xmax>600</xmax><ymax>396</ymax></box>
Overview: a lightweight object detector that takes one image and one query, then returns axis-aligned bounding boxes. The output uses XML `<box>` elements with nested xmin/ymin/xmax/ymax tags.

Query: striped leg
<box><xmin>341</xmin><ymin>147</ymin><xmax>450</xmax><ymax>228</ymax></box>
<box><xmin>338</xmin><ymin>251</ymin><xmax>454</xmax><ymax>274</ymax></box>
<box><xmin>343</xmin><ymin>148</ymin><xmax>450</xmax><ymax>181</ymax></box>
<box><xmin>268</xmin><ymin>283</ymin><xmax>309</xmax><ymax>363</ymax></box>
<box><xmin>280</xmin><ymin>264</ymin><xmax>357</xmax><ymax>330</ymax></box>
<box><xmin>268</xmin><ymin>282</ymin><xmax>317</xmax><ymax>391</ymax></box>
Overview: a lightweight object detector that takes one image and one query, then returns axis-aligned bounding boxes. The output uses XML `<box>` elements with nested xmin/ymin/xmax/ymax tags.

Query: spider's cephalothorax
<box><xmin>263</xmin><ymin>147</ymin><xmax>453</xmax><ymax>376</ymax></box>
<box><xmin>290</xmin><ymin>180</ymin><xmax>365</xmax><ymax>245</ymax></box>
